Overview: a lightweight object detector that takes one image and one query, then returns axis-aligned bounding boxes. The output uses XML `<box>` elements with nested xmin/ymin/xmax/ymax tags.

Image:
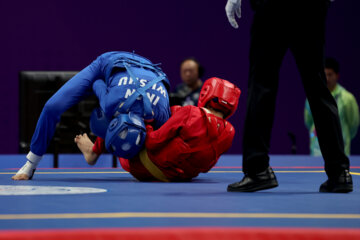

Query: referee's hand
<box><xmin>225</xmin><ymin>0</ymin><xmax>242</xmax><ymax>29</ymax></box>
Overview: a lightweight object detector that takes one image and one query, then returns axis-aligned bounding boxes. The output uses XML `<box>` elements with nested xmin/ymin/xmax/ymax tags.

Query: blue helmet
<box><xmin>105</xmin><ymin>112</ymin><xmax>146</xmax><ymax>159</ymax></box>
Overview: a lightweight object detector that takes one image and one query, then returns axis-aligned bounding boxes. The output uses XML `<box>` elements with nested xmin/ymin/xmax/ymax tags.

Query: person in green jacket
<box><xmin>305</xmin><ymin>57</ymin><xmax>359</xmax><ymax>156</ymax></box>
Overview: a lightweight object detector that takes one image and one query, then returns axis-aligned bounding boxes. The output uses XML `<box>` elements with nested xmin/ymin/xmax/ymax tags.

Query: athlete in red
<box><xmin>75</xmin><ymin>77</ymin><xmax>241</xmax><ymax>182</ymax></box>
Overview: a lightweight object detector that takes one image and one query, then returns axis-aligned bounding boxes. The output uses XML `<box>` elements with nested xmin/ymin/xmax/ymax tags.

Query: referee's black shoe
<box><xmin>227</xmin><ymin>167</ymin><xmax>278</xmax><ymax>192</ymax></box>
<box><xmin>319</xmin><ymin>169</ymin><xmax>353</xmax><ymax>193</ymax></box>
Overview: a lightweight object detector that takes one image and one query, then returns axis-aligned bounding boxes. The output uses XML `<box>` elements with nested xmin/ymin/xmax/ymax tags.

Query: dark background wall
<box><xmin>0</xmin><ymin>0</ymin><xmax>359</xmax><ymax>154</ymax></box>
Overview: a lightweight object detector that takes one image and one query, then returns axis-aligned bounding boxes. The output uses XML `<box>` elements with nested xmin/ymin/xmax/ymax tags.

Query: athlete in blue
<box><xmin>12</xmin><ymin>51</ymin><xmax>171</xmax><ymax>180</ymax></box>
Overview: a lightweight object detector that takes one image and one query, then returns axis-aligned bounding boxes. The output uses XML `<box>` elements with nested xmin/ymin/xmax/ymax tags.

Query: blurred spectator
<box><xmin>305</xmin><ymin>57</ymin><xmax>359</xmax><ymax>156</ymax></box>
<box><xmin>170</xmin><ymin>57</ymin><xmax>204</xmax><ymax>106</ymax></box>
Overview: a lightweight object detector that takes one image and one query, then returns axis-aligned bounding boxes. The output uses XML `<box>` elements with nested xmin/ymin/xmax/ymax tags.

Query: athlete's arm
<box><xmin>304</xmin><ymin>99</ymin><xmax>314</xmax><ymax>130</ymax></box>
<box><xmin>344</xmin><ymin>94</ymin><xmax>360</xmax><ymax>139</ymax></box>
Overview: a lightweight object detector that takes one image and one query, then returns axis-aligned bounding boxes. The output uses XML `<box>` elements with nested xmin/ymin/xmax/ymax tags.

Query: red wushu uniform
<box><xmin>92</xmin><ymin>105</ymin><xmax>235</xmax><ymax>181</ymax></box>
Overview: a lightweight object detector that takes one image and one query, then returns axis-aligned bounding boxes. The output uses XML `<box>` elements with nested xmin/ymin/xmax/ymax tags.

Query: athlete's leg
<box><xmin>13</xmin><ymin>56</ymin><xmax>104</xmax><ymax>180</ymax></box>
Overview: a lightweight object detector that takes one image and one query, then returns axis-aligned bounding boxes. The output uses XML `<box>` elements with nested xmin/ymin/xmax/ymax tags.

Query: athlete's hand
<box><xmin>225</xmin><ymin>0</ymin><xmax>242</xmax><ymax>29</ymax></box>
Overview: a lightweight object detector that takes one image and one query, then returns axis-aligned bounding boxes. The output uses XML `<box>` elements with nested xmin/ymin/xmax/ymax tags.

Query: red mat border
<box><xmin>1</xmin><ymin>227</ymin><xmax>360</xmax><ymax>240</ymax></box>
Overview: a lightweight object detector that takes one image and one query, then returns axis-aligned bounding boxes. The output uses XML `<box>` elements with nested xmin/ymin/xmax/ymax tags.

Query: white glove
<box><xmin>225</xmin><ymin>0</ymin><xmax>242</xmax><ymax>29</ymax></box>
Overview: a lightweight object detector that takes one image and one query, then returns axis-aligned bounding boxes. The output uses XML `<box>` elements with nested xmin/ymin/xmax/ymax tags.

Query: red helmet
<box><xmin>198</xmin><ymin>77</ymin><xmax>241</xmax><ymax>119</ymax></box>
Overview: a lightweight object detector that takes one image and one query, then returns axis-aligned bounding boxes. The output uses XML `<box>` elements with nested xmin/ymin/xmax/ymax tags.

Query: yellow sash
<box><xmin>139</xmin><ymin>149</ymin><xmax>169</xmax><ymax>182</ymax></box>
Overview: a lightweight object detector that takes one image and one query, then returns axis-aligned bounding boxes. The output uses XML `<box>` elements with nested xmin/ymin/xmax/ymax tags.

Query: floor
<box><xmin>0</xmin><ymin>154</ymin><xmax>359</xmax><ymax>239</ymax></box>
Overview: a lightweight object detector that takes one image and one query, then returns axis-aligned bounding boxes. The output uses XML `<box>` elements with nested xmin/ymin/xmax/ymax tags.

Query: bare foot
<box><xmin>74</xmin><ymin>133</ymin><xmax>99</xmax><ymax>165</ymax></box>
<box><xmin>12</xmin><ymin>161</ymin><xmax>36</xmax><ymax>180</ymax></box>
<box><xmin>12</xmin><ymin>174</ymin><xmax>30</xmax><ymax>180</ymax></box>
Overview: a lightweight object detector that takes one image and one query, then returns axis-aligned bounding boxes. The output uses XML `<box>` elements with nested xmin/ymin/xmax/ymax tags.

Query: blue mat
<box><xmin>0</xmin><ymin>154</ymin><xmax>359</xmax><ymax>230</ymax></box>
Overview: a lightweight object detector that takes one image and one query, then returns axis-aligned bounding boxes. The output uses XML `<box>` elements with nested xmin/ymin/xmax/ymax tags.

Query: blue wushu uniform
<box><xmin>30</xmin><ymin>51</ymin><xmax>171</xmax><ymax>157</ymax></box>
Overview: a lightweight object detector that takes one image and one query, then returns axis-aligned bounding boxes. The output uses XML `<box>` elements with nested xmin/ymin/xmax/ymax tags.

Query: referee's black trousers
<box><xmin>242</xmin><ymin>0</ymin><xmax>350</xmax><ymax>178</ymax></box>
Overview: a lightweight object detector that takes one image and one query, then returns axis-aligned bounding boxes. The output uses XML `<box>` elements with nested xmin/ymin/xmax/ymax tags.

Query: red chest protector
<box><xmin>151</xmin><ymin>108</ymin><xmax>234</xmax><ymax>181</ymax></box>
